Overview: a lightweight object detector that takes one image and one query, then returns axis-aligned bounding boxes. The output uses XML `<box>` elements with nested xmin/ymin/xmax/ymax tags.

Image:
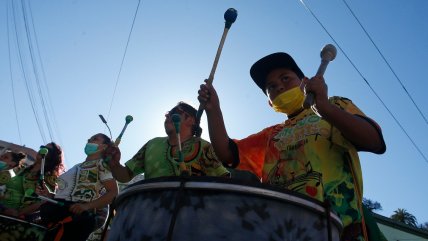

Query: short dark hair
<box><xmin>97</xmin><ymin>133</ymin><xmax>112</xmax><ymax>145</ymax></box>
<box><xmin>169</xmin><ymin>102</ymin><xmax>203</xmax><ymax>137</ymax></box>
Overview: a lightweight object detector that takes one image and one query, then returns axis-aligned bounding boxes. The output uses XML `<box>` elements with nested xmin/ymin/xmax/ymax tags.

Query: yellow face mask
<box><xmin>271</xmin><ymin>86</ymin><xmax>304</xmax><ymax>115</ymax></box>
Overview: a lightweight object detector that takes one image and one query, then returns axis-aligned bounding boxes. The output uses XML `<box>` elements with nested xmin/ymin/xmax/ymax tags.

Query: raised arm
<box><xmin>198</xmin><ymin>81</ymin><xmax>236</xmax><ymax>165</ymax></box>
<box><xmin>105</xmin><ymin>146</ymin><xmax>134</xmax><ymax>183</ymax></box>
<box><xmin>305</xmin><ymin>76</ymin><xmax>385</xmax><ymax>153</ymax></box>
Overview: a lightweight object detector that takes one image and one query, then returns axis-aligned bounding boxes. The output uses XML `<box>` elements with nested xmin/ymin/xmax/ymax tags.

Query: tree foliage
<box><xmin>391</xmin><ymin>208</ymin><xmax>418</xmax><ymax>227</ymax></box>
<box><xmin>363</xmin><ymin>198</ymin><xmax>383</xmax><ymax>212</ymax></box>
<box><xmin>419</xmin><ymin>222</ymin><xmax>428</xmax><ymax>231</ymax></box>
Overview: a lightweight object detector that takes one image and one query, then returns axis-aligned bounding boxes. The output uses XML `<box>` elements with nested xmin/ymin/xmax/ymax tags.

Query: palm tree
<box><xmin>391</xmin><ymin>208</ymin><xmax>418</xmax><ymax>227</ymax></box>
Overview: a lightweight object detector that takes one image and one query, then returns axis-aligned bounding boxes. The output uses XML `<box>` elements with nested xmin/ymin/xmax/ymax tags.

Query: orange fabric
<box><xmin>53</xmin><ymin>216</ymin><xmax>73</xmax><ymax>241</ymax></box>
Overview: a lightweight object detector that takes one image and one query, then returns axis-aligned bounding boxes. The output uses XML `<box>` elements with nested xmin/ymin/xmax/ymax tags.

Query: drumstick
<box><xmin>100</xmin><ymin>115</ymin><xmax>133</xmax><ymax>163</ymax></box>
<box><xmin>38</xmin><ymin>147</ymin><xmax>48</xmax><ymax>189</ymax></box>
<box><xmin>25</xmin><ymin>189</ymin><xmax>65</xmax><ymax>206</ymax></box>
<box><xmin>303</xmin><ymin>44</ymin><xmax>337</xmax><ymax>109</ymax></box>
<box><xmin>114</xmin><ymin>115</ymin><xmax>133</xmax><ymax>146</ymax></box>
<box><xmin>172</xmin><ymin>114</ymin><xmax>188</xmax><ymax>175</ymax></box>
<box><xmin>195</xmin><ymin>8</ymin><xmax>238</xmax><ymax>128</ymax></box>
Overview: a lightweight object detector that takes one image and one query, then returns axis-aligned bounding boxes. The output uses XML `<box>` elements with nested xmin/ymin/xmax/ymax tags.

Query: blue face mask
<box><xmin>0</xmin><ymin>161</ymin><xmax>8</xmax><ymax>171</ymax></box>
<box><xmin>84</xmin><ymin>143</ymin><xmax>99</xmax><ymax>156</ymax></box>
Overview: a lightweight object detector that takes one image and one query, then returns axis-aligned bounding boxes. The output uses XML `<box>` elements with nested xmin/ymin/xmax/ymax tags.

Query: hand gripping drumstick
<box><xmin>100</xmin><ymin>115</ymin><xmax>133</xmax><ymax>163</ymax></box>
<box><xmin>303</xmin><ymin>44</ymin><xmax>337</xmax><ymax>109</ymax></box>
<box><xmin>195</xmin><ymin>8</ymin><xmax>238</xmax><ymax>128</ymax></box>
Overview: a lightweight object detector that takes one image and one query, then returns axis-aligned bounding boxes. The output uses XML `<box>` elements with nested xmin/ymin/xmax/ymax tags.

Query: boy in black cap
<box><xmin>198</xmin><ymin>52</ymin><xmax>386</xmax><ymax>240</ymax></box>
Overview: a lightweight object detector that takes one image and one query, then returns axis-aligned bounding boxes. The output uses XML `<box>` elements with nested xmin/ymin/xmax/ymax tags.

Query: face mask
<box><xmin>0</xmin><ymin>161</ymin><xmax>8</xmax><ymax>171</ymax></box>
<box><xmin>271</xmin><ymin>86</ymin><xmax>305</xmax><ymax>115</ymax></box>
<box><xmin>84</xmin><ymin>143</ymin><xmax>99</xmax><ymax>156</ymax></box>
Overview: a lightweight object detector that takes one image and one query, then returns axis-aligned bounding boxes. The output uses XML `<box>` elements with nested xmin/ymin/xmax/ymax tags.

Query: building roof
<box><xmin>373</xmin><ymin>212</ymin><xmax>428</xmax><ymax>239</ymax></box>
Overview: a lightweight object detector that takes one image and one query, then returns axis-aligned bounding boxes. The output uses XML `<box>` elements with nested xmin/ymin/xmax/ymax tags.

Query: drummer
<box><xmin>39</xmin><ymin>133</ymin><xmax>118</xmax><ymax>241</ymax></box>
<box><xmin>197</xmin><ymin>52</ymin><xmax>386</xmax><ymax>241</ymax></box>
<box><xmin>0</xmin><ymin>150</ymin><xmax>26</xmax><ymax>185</ymax></box>
<box><xmin>0</xmin><ymin>142</ymin><xmax>64</xmax><ymax>218</ymax></box>
<box><xmin>108</xmin><ymin>101</ymin><xmax>230</xmax><ymax>183</ymax></box>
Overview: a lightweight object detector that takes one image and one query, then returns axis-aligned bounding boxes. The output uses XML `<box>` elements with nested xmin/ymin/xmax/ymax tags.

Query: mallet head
<box><xmin>224</xmin><ymin>8</ymin><xmax>238</xmax><ymax>29</ymax></box>
<box><xmin>125</xmin><ymin>115</ymin><xmax>133</xmax><ymax>124</ymax></box>
<box><xmin>320</xmin><ymin>44</ymin><xmax>337</xmax><ymax>61</ymax></box>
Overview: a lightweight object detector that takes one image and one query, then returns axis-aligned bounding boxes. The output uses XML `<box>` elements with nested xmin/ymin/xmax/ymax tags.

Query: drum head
<box><xmin>109</xmin><ymin>176</ymin><xmax>343</xmax><ymax>241</ymax></box>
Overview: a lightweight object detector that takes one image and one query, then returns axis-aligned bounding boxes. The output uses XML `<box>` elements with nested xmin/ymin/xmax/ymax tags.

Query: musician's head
<box><xmin>85</xmin><ymin>133</ymin><xmax>112</xmax><ymax>158</ymax></box>
<box><xmin>37</xmin><ymin>142</ymin><xmax>65</xmax><ymax>176</ymax></box>
<box><xmin>250</xmin><ymin>52</ymin><xmax>306</xmax><ymax>115</ymax></box>
<box><xmin>0</xmin><ymin>150</ymin><xmax>26</xmax><ymax>171</ymax></box>
<box><xmin>164</xmin><ymin>102</ymin><xmax>202</xmax><ymax>137</ymax></box>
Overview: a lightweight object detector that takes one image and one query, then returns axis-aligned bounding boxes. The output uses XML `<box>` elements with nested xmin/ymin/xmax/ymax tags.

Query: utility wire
<box><xmin>7</xmin><ymin>2</ymin><xmax>23</xmax><ymax>145</ymax></box>
<box><xmin>342</xmin><ymin>0</ymin><xmax>428</xmax><ymax>126</ymax></box>
<box><xmin>106</xmin><ymin>0</ymin><xmax>142</xmax><ymax>121</ymax></box>
<box><xmin>11</xmin><ymin>0</ymin><xmax>47</xmax><ymax>143</ymax></box>
<box><xmin>20</xmin><ymin>0</ymin><xmax>55</xmax><ymax>142</ymax></box>
<box><xmin>299</xmin><ymin>0</ymin><xmax>428</xmax><ymax>163</ymax></box>
<box><xmin>26</xmin><ymin>0</ymin><xmax>63</xmax><ymax>146</ymax></box>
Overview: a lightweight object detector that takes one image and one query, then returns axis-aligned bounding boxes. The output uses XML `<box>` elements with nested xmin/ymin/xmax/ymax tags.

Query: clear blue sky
<box><xmin>1</xmin><ymin>1</ymin><xmax>427</xmax><ymax>224</ymax></box>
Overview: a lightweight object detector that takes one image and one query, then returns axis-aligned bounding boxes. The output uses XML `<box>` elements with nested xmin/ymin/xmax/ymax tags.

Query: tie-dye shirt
<box><xmin>55</xmin><ymin>158</ymin><xmax>113</xmax><ymax>202</ymax></box>
<box><xmin>126</xmin><ymin>137</ymin><xmax>230</xmax><ymax>179</ymax></box>
<box><xmin>234</xmin><ymin>96</ymin><xmax>385</xmax><ymax>228</ymax></box>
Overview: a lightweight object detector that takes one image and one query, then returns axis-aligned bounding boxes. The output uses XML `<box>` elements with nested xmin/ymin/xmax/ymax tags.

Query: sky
<box><xmin>1</xmin><ymin>0</ymin><xmax>427</xmax><ymax>225</ymax></box>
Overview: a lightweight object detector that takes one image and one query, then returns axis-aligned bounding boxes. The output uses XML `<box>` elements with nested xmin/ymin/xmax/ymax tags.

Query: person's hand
<box><xmin>69</xmin><ymin>203</ymin><xmax>90</xmax><ymax>215</ymax></box>
<box><xmin>35</xmin><ymin>183</ymin><xmax>54</xmax><ymax>198</ymax></box>
<box><xmin>105</xmin><ymin>145</ymin><xmax>121</xmax><ymax>168</ymax></box>
<box><xmin>303</xmin><ymin>76</ymin><xmax>330</xmax><ymax>115</ymax></box>
<box><xmin>198</xmin><ymin>79</ymin><xmax>220</xmax><ymax>112</ymax></box>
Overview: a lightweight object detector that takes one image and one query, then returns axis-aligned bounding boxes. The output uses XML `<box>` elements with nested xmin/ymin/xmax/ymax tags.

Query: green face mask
<box><xmin>271</xmin><ymin>86</ymin><xmax>304</xmax><ymax>115</ymax></box>
<box><xmin>84</xmin><ymin>143</ymin><xmax>99</xmax><ymax>156</ymax></box>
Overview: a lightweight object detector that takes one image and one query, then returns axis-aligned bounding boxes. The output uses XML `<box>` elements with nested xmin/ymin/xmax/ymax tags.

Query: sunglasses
<box><xmin>165</xmin><ymin>108</ymin><xmax>191</xmax><ymax>119</ymax></box>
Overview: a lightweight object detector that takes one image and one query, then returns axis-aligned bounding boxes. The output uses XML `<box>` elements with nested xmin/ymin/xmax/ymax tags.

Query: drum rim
<box><xmin>115</xmin><ymin>178</ymin><xmax>343</xmax><ymax>230</ymax></box>
<box><xmin>0</xmin><ymin>214</ymin><xmax>47</xmax><ymax>229</ymax></box>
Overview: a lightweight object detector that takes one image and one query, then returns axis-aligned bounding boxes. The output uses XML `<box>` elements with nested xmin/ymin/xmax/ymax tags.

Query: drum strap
<box><xmin>346</xmin><ymin>153</ymin><xmax>369</xmax><ymax>241</ymax></box>
<box><xmin>166</xmin><ymin>177</ymin><xmax>188</xmax><ymax>241</ymax></box>
<box><xmin>50</xmin><ymin>216</ymin><xmax>73</xmax><ymax>241</ymax></box>
<box><xmin>100</xmin><ymin>203</ymin><xmax>115</xmax><ymax>241</ymax></box>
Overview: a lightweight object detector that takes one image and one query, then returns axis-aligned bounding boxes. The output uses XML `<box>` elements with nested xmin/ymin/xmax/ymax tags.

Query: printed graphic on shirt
<box><xmin>267</xmin><ymin>159</ymin><xmax>322</xmax><ymax>198</ymax></box>
<box><xmin>263</xmin><ymin>115</ymin><xmax>325</xmax><ymax>200</ymax></box>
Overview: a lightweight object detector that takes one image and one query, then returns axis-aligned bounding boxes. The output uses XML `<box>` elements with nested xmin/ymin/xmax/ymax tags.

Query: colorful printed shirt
<box><xmin>0</xmin><ymin>170</ymin><xmax>13</xmax><ymax>185</ymax></box>
<box><xmin>55</xmin><ymin>158</ymin><xmax>113</xmax><ymax>203</ymax></box>
<box><xmin>0</xmin><ymin>168</ymin><xmax>56</xmax><ymax>209</ymax></box>
<box><xmin>234</xmin><ymin>97</ymin><xmax>385</xmax><ymax>228</ymax></box>
<box><xmin>126</xmin><ymin>137</ymin><xmax>230</xmax><ymax>179</ymax></box>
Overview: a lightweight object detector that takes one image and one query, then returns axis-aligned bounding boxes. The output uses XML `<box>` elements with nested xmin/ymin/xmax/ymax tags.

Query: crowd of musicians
<box><xmin>0</xmin><ymin>52</ymin><xmax>386</xmax><ymax>241</ymax></box>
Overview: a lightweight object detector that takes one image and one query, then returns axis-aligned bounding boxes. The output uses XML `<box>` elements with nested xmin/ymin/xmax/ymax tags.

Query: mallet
<box><xmin>303</xmin><ymin>44</ymin><xmax>337</xmax><ymax>109</ymax></box>
<box><xmin>195</xmin><ymin>8</ymin><xmax>238</xmax><ymax>125</ymax></box>
<box><xmin>114</xmin><ymin>115</ymin><xmax>133</xmax><ymax>146</ymax></box>
<box><xmin>171</xmin><ymin>114</ymin><xmax>188</xmax><ymax>175</ymax></box>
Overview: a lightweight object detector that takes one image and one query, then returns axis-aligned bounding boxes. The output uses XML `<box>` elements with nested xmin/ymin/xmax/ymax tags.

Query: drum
<box><xmin>0</xmin><ymin>214</ymin><xmax>46</xmax><ymax>241</ymax></box>
<box><xmin>108</xmin><ymin>177</ymin><xmax>343</xmax><ymax>241</ymax></box>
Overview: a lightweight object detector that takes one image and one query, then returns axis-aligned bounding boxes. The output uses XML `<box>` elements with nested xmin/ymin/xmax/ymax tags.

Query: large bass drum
<box><xmin>108</xmin><ymin>176</ymin><xmax>342</xmax><ymax>241</ymax></box>
<box><xmin>0</xmin><ymin>214</ymin><xmax>46</xmax><ymax>241</ymax></box>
